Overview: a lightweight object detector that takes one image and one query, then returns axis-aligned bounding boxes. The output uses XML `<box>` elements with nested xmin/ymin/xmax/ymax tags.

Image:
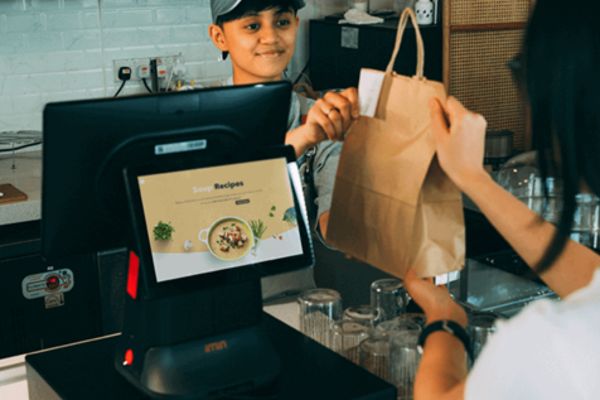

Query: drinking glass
<box><xmin>298</xmin><ymin>289</ymin><xmax>342</xmax><ymax>348</ymax></box>
<box><xmin>390</xmin><ymin>330</ymin><xmax>421</xmax><ymax>400</ymax></box>
<box><xmin>395</xmin><ymin>313</ymin><xmax>426</xmax><ymax>329</ymax></box>
<box><xmin>375</xmin><ymin>317</ymin><xmax>422</xmax><ymax>340</ymax></box>
<box><xmin>343</xmin><ymin>305</ymin><xmax>385</xmax><ymax>328</ymax></box>
<box><xmin>572</xmin><ymin>194</ymin><xmax>600</xmax><ymax>250</ymax></box>
<box><xmin>468</xmin><ymin>312</ymin><xmax>498</xmax><ymax>361</ymax></box>
<box><xmin>359</xmin><ymin>336</ymin><xmax>391</xmax><ymax>382</ymax></box>
<box><xmin>330</xmin><ymin>320</ymin><xmax>370</xmax><ymax>364</ymax></box>
<box><xmin>370</xmin><ymin>278</ymin><xmax>410</xmax><ymax>321</ymax></box>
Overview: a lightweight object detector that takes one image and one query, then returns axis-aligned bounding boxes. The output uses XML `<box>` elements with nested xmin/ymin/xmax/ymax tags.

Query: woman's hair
<box><xmin>216</xmin><ymin>0</ymin><xmax>300</xmax><ymax>26</ymax></box>
<box><xmin>522</xmin><ymin>0</ymin><xmax>600</xmax><ymax>272</ymax></box>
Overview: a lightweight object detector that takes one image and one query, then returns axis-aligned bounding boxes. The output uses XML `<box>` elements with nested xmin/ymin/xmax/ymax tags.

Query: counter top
<box><xmin>0</xmin><ymin>302</ymin><xmax>301</xmax><ymax>400</ymax></box>
<box><xmin>0</xmin><ymin>151</ymin><xmax>41</xmax><ymax>226</ymax></box>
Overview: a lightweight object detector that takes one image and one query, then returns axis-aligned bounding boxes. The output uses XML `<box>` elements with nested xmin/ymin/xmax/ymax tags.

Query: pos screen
<box><xmin>124</xmin><ymin>145</ymin><xmax>313</xmax><ymax>291</ymax></box>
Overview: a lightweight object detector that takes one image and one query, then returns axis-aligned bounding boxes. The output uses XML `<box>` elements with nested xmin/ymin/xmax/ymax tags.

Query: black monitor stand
<box><xmin>114</xmin><ymin>251</ymin><xmax>280</xmax><ymax>399</ymax></box>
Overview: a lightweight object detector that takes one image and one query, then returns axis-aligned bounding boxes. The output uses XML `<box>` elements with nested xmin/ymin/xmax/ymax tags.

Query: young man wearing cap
<box><xmin>209</xmin><ymin>0</ymin><xmax>358</xmax><ymax>240</ymax></box>
<box><xmin>208</xmin><ymin>0</ymin><xmax>358</xmax><ymax>299</ymax></box>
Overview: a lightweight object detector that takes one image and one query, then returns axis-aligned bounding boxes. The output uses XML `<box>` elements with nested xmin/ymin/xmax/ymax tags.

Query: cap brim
<box><xmin>212</xmin><ymin>0</ymin><xmax>306</xmax><ymax>23</ymax></box>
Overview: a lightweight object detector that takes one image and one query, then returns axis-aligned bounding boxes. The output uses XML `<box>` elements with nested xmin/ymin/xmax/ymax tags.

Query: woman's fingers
<box><xmin>429</xmin><ymin>97</ymin><xmax>450</xmax><ymax>141</ymax></box>
<box><xmin>404</xmin><ymin>269</ymin><xmax>435</xmax><ymax>305</ymax></box>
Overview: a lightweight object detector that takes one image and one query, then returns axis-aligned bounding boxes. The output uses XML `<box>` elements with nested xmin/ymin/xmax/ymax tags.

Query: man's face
<box><xmin>211</xmin><ymin>7</ymin><xmax>299</xmax><ymax>84</ymax></box>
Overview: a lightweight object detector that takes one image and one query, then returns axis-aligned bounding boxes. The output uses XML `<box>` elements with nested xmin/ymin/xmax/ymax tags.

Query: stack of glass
<box><xmin>298</xmin><ymin>289</ymin><xmax>342</xmax><ymax>348</ymax></box>
<box><xmin>496</xmin><ymin>159</ymin><xmax>599</xmax><ymax>251</ymax></box>
<box><xmin>299</xmin><ymin>279</ymin><xmax>496</xmax><ymax>399</ymax></box>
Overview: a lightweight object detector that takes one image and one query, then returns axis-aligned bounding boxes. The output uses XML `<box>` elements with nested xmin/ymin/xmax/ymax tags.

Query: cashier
<box><xmin>208</xmin><ymin>0</ymin><xmax>359</xmax><ymax>239</ymax></box>
<box><xmin>208</xmin><ymin>0</ymin><xmax>359</xmax><ymax>299</ymax></box>
<box><xmin>402</xmin><ymin>1</ymin><xmax>600</xmax><ymax>399</ymax></box>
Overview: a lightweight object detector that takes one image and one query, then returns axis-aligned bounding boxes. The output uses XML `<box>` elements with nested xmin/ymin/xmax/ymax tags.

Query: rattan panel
<box><xmin>450</xmin><ymin>0</ymin><xmax>530</xmax><ymax>25</ymax></box>
<box><xmin>449</xmin><ymin>29</ymin><xmax>528</xmax><ymax>149</ymax></box>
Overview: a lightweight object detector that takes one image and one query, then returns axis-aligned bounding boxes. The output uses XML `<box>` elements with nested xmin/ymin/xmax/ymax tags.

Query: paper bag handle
<box><xmin>385</xmin><ymin>8</ymin><xmax>425</xmax><ymax>79</ymax></box>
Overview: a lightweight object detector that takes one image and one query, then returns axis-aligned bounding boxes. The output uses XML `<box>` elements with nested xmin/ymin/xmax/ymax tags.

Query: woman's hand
<box><xmin>304</xmin><ymin>87</ymin><xmax>360</xmax><ymax>144</ymax></box>
<box><xmin>430</xmin><ymin>96</ymin><xmax>488</xmax><ymax>193</ymax></box>
<box><xmin>403</xmin><ymin>269</ymin><xmax>468</xmax><ymax>328</ymax></box>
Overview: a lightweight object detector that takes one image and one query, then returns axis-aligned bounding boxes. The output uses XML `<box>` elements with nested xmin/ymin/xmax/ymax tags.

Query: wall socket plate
<box><xmin>112</xmin><ymin>55</ymin><xmax>180</xmax><ymax>82</ymax></box>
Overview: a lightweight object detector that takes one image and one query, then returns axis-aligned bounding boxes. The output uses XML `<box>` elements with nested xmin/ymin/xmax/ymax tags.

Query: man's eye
<box><xmin>245</xmin><ymin>22</ymin><xmax>260</xmax><ymax>31</ymax></box>
<box><xmin>276</xmin><ymin>18</ymin><xmax>291</xmax><ymax>27</ymax></box>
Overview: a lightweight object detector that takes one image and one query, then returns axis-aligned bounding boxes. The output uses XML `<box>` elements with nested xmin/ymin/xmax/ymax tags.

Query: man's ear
<box><xmin>208</xmin><ymin>23</ymin><xmax>228</xmax><ymax>52</ymax></box>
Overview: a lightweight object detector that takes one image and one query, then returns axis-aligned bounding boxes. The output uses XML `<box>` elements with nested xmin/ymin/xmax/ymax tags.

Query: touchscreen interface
<box><xmin>137</xmin><ymin>157</ymin><xmax>304</xmax><ymax>282</ymax></box>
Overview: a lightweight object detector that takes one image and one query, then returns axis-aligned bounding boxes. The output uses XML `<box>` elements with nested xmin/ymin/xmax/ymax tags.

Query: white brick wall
<box><xmin>0</xmin><ymin>0</ymin><xmax>365</xmax><ymax>134</ymax></box>
<box><xmin>0</xmin><ymin>0</ymin><xmax>229</xmax><ymax>133</ymax></box>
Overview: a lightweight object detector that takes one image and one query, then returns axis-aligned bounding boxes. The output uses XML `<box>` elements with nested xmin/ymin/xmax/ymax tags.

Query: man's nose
<box><xmin>259</xmin><ymin>24</ymin><xmax>278</xmax><ymax>44</ymax></box>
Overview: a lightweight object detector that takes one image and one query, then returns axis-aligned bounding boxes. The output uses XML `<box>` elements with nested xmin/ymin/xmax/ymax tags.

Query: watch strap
<box><xmin>418</xmin><ymin>320</ymin><xmax>474</xmax><ymax>362</ymax></box>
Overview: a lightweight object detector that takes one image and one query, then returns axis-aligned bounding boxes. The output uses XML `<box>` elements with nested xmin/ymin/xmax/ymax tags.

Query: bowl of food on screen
<box><xmin>199</xmin><ymin>217</ymin><xmax>255</xmax><ymax>261</ymax></box>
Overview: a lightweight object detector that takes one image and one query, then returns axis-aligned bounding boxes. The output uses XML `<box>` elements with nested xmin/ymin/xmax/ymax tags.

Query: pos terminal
<box><xmin>27</xmin><ymin>82</ymin><xmax>395</xmax><ymax>400</ymax></box>
<box><xmin>117</xmin><ymin>144</ymin><xmax>314</xmax><ymax>398</ymax></box>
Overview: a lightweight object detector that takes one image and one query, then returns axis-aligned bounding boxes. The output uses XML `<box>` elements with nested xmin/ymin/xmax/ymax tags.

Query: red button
<box><xmin>46</xmin><ymin>276</ymin><xmax>60</xmax><ymax>290</ymax></box>
<box><xmin>123</xmin><ymin>349</ymin><xmax>134</xmax><ymax>366</ymax></box>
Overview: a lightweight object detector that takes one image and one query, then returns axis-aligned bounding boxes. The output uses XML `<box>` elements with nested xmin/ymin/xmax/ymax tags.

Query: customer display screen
<box><xmin>137</xmin><ymin>157</ymin><xmax>304</xmax><ymax>282</ymax></box>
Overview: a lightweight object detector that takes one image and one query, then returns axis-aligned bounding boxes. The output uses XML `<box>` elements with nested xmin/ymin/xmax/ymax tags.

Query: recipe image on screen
<box><xmin>138</xmin><ymin>158</ymin><xmax>303</xmax><ymax>282</ymax></box>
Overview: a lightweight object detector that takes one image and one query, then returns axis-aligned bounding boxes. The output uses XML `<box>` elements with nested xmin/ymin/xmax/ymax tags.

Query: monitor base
<box><xmin>115</xmin><ymin>324</ymin><xmax>280</xmax><ymax>399</ymax></box>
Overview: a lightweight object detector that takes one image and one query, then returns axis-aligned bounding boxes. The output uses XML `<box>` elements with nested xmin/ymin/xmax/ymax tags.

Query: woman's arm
<box><xmin>403</xmin><ymin>270</ymin><xmax>468</xmax><ymax>400</ymax></box>
<box><xmin>459</xmin><ymin>172</ymin><xmax>599</xmax><ymax>298</ymax></box>
<box><xmin>430</xmin><ymin>97</ymin><xmax>600</xmax><ymax>298</ymax></box>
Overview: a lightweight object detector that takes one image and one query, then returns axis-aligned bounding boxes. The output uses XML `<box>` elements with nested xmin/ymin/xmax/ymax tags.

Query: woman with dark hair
<box><xmin>403</xmin><ymin>0</ymin><xmax>600</xmax><ymax>398</ymax></box>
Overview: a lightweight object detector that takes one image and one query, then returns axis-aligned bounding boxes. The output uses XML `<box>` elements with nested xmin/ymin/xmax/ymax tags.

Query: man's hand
<box><xmin>305</xmin><ymin>88</ymin><xmax>360</xmax><ymax>143</ymax></box>
<box><xmin>286</xmin><ymin>88</ymin><xmax>359</xmax><ymax>156</ymax></box>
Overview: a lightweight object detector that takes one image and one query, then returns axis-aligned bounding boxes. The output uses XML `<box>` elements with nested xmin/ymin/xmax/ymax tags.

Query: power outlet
<box><xmin>112</xmin><ymin>55</ymin><xmax>179</xmax><ymax>82</ymax></box>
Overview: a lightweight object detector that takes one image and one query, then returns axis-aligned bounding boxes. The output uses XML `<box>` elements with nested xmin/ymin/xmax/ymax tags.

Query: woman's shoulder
<box><xmin>465</xmin><ymin>276</ymin><xmax>600</xmax><ymax>400</ymax></box>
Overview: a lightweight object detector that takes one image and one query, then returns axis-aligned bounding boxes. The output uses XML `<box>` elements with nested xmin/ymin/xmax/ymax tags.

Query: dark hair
<box><xmin>523</xmin><ymin>0</ymin><xmax>600</xmax><ymax>272</ymax></box>
<box><xmin>216</xmin><ymin>0</ymin><xmax>299</xmax><ymax>26</ymax></box>
<box><xmin>216</xmin><ymin>0</ymin><xmax>299</xmax><ymax>59</ymax></box>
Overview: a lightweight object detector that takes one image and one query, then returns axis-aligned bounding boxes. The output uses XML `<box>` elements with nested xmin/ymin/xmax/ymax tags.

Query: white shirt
<box><xmin>466</xmin><ymin>268</ymin><xmax>600</xmax><ymax>400</ymax></box>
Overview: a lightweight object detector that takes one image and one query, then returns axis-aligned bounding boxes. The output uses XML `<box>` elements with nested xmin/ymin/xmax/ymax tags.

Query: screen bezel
<box><xmin>123</xmin><ymin>145</ymin><xmax>314</xmax><ymax>298</ymax></box>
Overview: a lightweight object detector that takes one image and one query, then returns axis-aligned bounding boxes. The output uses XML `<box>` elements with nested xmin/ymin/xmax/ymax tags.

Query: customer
<box><xmin>403</xmin><ymin>1</ymin><xmax>600</xmax><ymax>399</ymax></box>
<box><xmin>209</xmin><ymin>0</ymin><xmax>359</xmax><ymax>239</ymax></box>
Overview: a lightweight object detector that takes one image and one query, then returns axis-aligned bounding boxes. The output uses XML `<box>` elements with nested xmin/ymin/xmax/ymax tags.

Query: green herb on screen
<box><xmin>154</xmin><ymin>221</ymin><xmax>175</xmax><ymax>241</ymax></box>
<box><xmin>250</xmin><ymin>219</ymin><xmax>267</xmax><ymax>239</ymax></box>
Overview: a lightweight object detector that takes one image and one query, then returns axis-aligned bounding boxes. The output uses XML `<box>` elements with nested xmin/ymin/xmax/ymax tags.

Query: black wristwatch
<box><xmin>418</xmin><ymin>320</ymin><xmax>474</xmax><ymax>362</ymax></box>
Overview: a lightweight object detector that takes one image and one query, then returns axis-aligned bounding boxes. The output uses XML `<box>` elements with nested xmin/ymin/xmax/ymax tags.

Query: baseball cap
<box><xmin>210</xmin><ymin>0</ymin><xmax>306</xmax><ymax>23</ymax></box>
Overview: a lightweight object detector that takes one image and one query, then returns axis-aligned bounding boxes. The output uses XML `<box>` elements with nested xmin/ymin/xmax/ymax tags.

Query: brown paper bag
<box><xmin>327</xmin><ymin>8</ymin><xmax>465</xmax><ymax>278</ymax></box>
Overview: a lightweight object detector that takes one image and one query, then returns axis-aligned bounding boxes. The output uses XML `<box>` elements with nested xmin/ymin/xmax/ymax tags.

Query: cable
<box><xmin>114</xmin><ymin>66</ymin><xmax>132</xmax><ymax>97</ymax></box>
<box><xmin>113</xmin><ymin>80</ymin><xmax>126</xmax><ymax>97</ymax></box>
<box><xmin>142</xmin><ymin>78</ymin><xmax>153</xmax><ymax>93</ymax></box>
<box><xmin>0</xmin><ymin>141</ymin><xmax>42</xmax><ymax>153</ymax></box>
<box><xmin>292</xmin><ymin>58</ymin><xmax>310</xmax><ymax>85</ymax></box>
